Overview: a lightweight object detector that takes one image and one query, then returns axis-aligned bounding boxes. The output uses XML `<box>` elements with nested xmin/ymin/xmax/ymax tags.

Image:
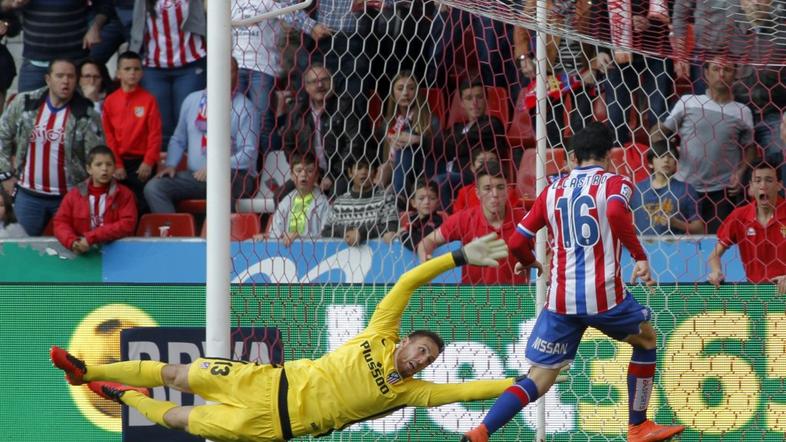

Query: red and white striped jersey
<box><xmin>21</xmin><ymin>102</ymin><xmax>70</xmax><ymax>196</ymax></box>
<box><xmin>516</xmin><ymin>165</ymin><xmax>636</xmax><ymax>315</ymax></box>
<box><xmin>144</xmin><ymin>0</ymin><xmax>207</xmax><ymax>69</ymax></box>
<box><xmin>89</xmin><ymin>193</ymin><xmax>107</xmax><ymax>229</ymax></box>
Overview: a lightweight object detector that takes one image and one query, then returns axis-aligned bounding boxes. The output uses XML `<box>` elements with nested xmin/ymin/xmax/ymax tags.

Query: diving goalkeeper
<box><xmin>52</xmin><ymin>233</ymin><xmax>514</xmax><ymax>442</ymax></box>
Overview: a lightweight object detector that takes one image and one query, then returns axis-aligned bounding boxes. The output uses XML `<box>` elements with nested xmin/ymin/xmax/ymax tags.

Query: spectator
<box><xmin>89</xmin><ymin>0</ymin><xmax>135</xmax><ymax>64</ymax></box>
<box><xmin>602</xmin><ymin>0</ymin><xmax>673</xmax><ymax>145</ymax></box>
<box><xmin>129</xmin><ymin>0</ymin><xmax>207</xmax><ymax>149</ymax></box>
<box><xmin>708</xmin><ymin>161</ymin><xmax>786</xmax><ymax>293</ymax></box>
<box><xmin>651</xmin><ymin>55</ymin><xmax>755</xmax><ymax>234</ymax></box>
<box><xmin>53</xmin><ymin>145</ymin><xmax>137</xmax><ymax>254</ymax></box>
<box><xmin>0</xmin><ymin>58</ymin><xmax>105</xmax><ymax>236</ymax></box>
<box><xmin>452</xmin><ymin>149</ymin><xmax>520</xmax><ymax>213</ymax></box>
<box><xmin>429</xmin><ymin>7</ymin><xmax>519</xmax><ymax>100</ymax></box>
<box><xmin>0</xmin><ymin>186</ymin><xmax>26</xmax><ymax>238</ymax></box>
<box><xmin>2</xmin><ymin>0</ymin><xmax>115</xmax><ymax>92</ymax></box>
<box><xmin>232</xmin><ymin>0</ymin><xmax>290</xmax><ymax>157</ymax></box>
<box><xmin>280</xmin><ymin>64</ymin><xmax>366</xmax><ymax>200</ymax></box>
<box><xmin>734</xmin><ymin>65</ymin><xmax>786</xmax><ymax>182</ymax></box>
<box><xmin>377</xmin><ymin>71</ymin><xmax>440</xmax><ymax>196</ymax></box>
<box><xmin>399</xmin><ymin>178</ymin><xmax>443</xmax><ymax>252</ymax></box>
<box><xmin>417</xmin><ymin>160</ymin><xmax>528</xmax><ymax>284</ymax></box>
<box><xmin>102</xmin><ymin>51</ymin><xmax>162</xmax><ymax>214</ymax></box>
<box><xmin>672</xmin><ymin>0</ymin><xmax>752</xmax><ymax>95</ymax></box>
<box><xmin>630</xmin><ymin>139</ymin><xmax>703</xmax><ymax>235</ymax></box>
<box><xmin>78</xmin><ymin>58</ymin><xmax>114</xmax><ymax>115</ymax></box>
<box><xmin>432</xmin><ymin>79</ymin><xmax>508</xmax><ymax>212</ymax></box>
<box><xmin>321</xmin><ymin>157</ymin><xmax>398</xmax><ymax>247</ymax></box>
<box><xmin>782</xmin><ymin>113</ymin><xmax>786</xmax><ymax>145</ymax></box>
<box><xmin>0</xmin><ymin>9</ymin><xmax>20</xmax><ymax>113</ymax></box>
<box><xmin>285</xmin><ymin>0</ymin><xmax>371</xmax><ymax>103</ymax></box>
<box><xmin>514</xmin><ymin>0</ymin><xmax>611</xmax><ymax>148</ymax></box>
<box><xmin>144</xmin><ymin>57</ymin><xmax>257</xmax><ymax>213</ymax></box>
<box><xmin>266</xmin><ymin>152</ymin><xmax>330</xmax><ymax>247</ymax></box>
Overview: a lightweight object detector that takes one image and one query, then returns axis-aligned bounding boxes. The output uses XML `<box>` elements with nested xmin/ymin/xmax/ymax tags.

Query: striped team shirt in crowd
<box><xmin>144</xmin><ymin>0</ymin><xmax>207</xmax><ymax>69</ymax></box>
<box><xmin>89</xmin><ymin>189</ymin><xmax>108</xmax><ymax>229</ymax></box>
<box><xmin>516</xmin><ymin>165</ymin><xmax>635</xmax><ymax>315</ymax></box>
<box><xmin>21</xmin><ymin>101</ymin><xmax>70</xmax><ymax>196</ymax></box>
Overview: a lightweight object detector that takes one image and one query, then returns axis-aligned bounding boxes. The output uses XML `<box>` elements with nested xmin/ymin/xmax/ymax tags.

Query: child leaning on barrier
<box><xmin>53</xmin><ymin>145</ymin><xmax>137</xmax><ymax>254</ymax></box>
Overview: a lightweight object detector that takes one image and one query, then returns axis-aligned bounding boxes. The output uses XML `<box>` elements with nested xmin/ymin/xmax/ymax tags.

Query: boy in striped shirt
<box><xmin>463</xmin><ymin>123</ymin><xmax>685</xmax><ymax>442</ymax></box>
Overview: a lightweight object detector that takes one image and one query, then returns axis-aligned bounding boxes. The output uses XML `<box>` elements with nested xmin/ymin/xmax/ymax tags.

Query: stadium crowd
<box><xmin>0</xmin><ymin>0</ymin><xmax>785</xmax><ymax>285</ymax></box>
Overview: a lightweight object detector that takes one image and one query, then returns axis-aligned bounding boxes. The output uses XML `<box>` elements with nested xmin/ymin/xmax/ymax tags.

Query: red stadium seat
<box><xmin>507</xmin><ymin>89</ymin><xmax>536</xmax><ymax>150</ymax></box>
<box><xmin>447</xmin><ymin>86</ymin><xmax>510</xmax><ymax>128</ymax></box>
<box><xmin>609</xmin><ymin>147</ymin><xmax>633</xmax><ymax>179</ymax></box>
<box><xmin>136</xmin><ymin>213</ymin><xmax>196</xmax><ymax>237</ymax></box>
<box><xmin>422</xmin><ymin>88</ymin><xmax>447</xmax><ymax>128</ymax></box>
<box><xmin>622</xmin><ymin>142</ymin><xmax>650</xmax><ymax>182</ymax></box>
<box><xmin>201</xmin><ymin>213</ymin><xmax>261</xmax><ymax>241</ymax></box>
<box><xmin>42</xmin><ymin>218</ymin><xmax>54</xmax><ymax>236</ymax></box>
<box><xmin>176</xmin><ymin>199</ymin><xmax>206</xmax><ymax>214</ymax></box>
<box><xmin>517</xmin><ymin>148</ymin><xmax>568</xmax><ymax>199</ymax></box>
<box><xmin>368</xmin><ymin>91</ymin><xmax>383</xmax><ymax>127</ymax></box>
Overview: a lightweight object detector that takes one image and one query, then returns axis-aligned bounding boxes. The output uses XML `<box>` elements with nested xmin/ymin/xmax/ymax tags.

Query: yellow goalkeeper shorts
<box><xmin>187</xmin><ymin>358</ymin><xmax>287</xmax><ymax>442</ymax></box>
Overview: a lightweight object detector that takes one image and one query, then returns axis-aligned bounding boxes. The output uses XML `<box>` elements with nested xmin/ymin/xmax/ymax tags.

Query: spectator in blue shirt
<box><xmin>144</xmin><ymin>57</ymin><xmax>258</xmax><ymax>213</ymax></box>
<box><xmin>631</xmin><ymin>139</ymin><xmax>703</xmax><ymax>235</ymax></box>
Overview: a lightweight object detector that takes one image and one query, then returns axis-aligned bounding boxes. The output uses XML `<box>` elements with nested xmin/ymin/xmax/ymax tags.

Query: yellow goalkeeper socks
<box><xmin>120</xmin><ymin>390</ymin><xmax>177</xmax><ymax>429</ymax></box>
<box><xmin>84</xmin><ymin>361</ymin><xmax>166</xmax><ymax>387</ymax></box>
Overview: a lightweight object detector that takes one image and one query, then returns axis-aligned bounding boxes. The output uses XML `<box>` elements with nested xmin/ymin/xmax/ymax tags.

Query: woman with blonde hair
<box><xmin>377</xmin><ymin>72</ymin><xmax>440</xmax><ymax>196</ymax></box>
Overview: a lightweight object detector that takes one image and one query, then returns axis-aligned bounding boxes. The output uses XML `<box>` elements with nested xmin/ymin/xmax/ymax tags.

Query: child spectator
<box><xmin>322</xmin><ymin>157</ymin><xmax>399</xmax><ymax>247</ymax></box>
<box><xmin>452</xmin><ymin>149</ymin><xmax>520</xmax><ymax>213</ymax></box>
<box><xmin>266</xmin><ymin>152</ymin><xmax>330</xmax><ymax>247</ymax></box>
<box><xmin>102</xmin><ymin>51</ymin><xmax>162</xmax><ymax>214</ymax></box>
<box><xmin>630</xmin><ymin>140</ymin><xmax>703</xmax><ymax>235</ymax></box>
<box><xmin>399</xmin><ymin>178</ymin><xmax>443</xmax><ymax>252</ymax></box>
<box><xmin>0</xmin><ymin>186</ymin><xmax>26</xmax><ymax>238</ymax></box>
<box><xmin>53</xmin><ymin>145</ymin><xmax>137</xmax><ymax>254</ymax></box>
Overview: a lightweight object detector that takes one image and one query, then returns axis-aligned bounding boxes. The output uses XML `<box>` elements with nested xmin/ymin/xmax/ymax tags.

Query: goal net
<box><xmin>225</xmin><ymin>0</ymin><xmax>786</xmax><ymax>440</ymax></box>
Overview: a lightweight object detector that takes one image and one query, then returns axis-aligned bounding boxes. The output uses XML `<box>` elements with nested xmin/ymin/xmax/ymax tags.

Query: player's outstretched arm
<box><xmin>409</xmin><ymin>376</ymin><xmax>516</xmax><ymax>408</ymax></box>
<box><xmin>368</xmin><ymin>234</ymin><xmax>509</xmax><ymax>333</ymax></box>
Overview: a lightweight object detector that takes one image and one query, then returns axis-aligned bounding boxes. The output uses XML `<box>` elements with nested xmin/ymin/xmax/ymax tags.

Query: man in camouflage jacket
<box><xmin>0</xmin><ymin>58</ymin><xmax>105</xmax><ymax>236</ymax></box>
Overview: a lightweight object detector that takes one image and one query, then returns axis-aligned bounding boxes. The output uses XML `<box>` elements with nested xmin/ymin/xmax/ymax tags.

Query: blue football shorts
<box><xmin>525</xmin><ymin>293</ymin><xmax>652</xmax><ymax>369</ymax></box>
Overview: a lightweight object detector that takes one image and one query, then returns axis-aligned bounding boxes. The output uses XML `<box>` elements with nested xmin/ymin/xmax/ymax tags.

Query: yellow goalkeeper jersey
<box><xmin>284</xmin><ymin>252</ymin><xmax>514</xmax><ymax>437</ymax></box>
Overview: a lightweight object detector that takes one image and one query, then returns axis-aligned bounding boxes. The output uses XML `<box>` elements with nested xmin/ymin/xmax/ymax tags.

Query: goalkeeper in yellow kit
<box><xmin>51</xmin><ymin>234</ymin><xmax>517</xmax><ymax>442</ymax></box>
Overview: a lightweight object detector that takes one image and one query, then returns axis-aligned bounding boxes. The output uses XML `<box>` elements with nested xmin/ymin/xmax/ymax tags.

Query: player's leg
<box><xmin>587</xmin><ymin>295</ymin><xmax>684</xmax><ymax>441</ymax></box>
<box><xmin>624</xmin><ymin>321</ymin><xmax>658</xmax><ymax>427</ymax></box>
<box><xmin>624</xmin><ymin>322</ymin><xmax>685</xmax><ymax>441</ymax></box>
<box><xmin>462</xmin><ymin>310</ymin><xmax>585</xmax><ymax>442</ymax></box>
<box><xmin>88</xmin><ymin>381</ymin><xmax>186</xmax><ymax>430</ymax></box>
<box><xmin>462</xmin><ymin>365</ymin><xmax>561</xmax><ymax>442</ymax></box>
<box><xmin>50</xmin><ymin>345</ymin><xmax>171</xmax><ymax>387</ymax></box>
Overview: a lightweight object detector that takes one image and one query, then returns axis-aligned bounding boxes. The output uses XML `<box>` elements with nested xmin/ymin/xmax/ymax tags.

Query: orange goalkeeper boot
<box><xmin>88</xmin><ymin>381</ymin><xmax>150</xmax><ymax>404</ymax></box>
<box><xmin>628</xmin><ymin>419</ymin><xmax>685</xmax><ymax>442</ymax></box>
<box><xmin>50</xmin><ymin>346</ymin><xmax>87</xmax><ymax>385</ymax></box>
